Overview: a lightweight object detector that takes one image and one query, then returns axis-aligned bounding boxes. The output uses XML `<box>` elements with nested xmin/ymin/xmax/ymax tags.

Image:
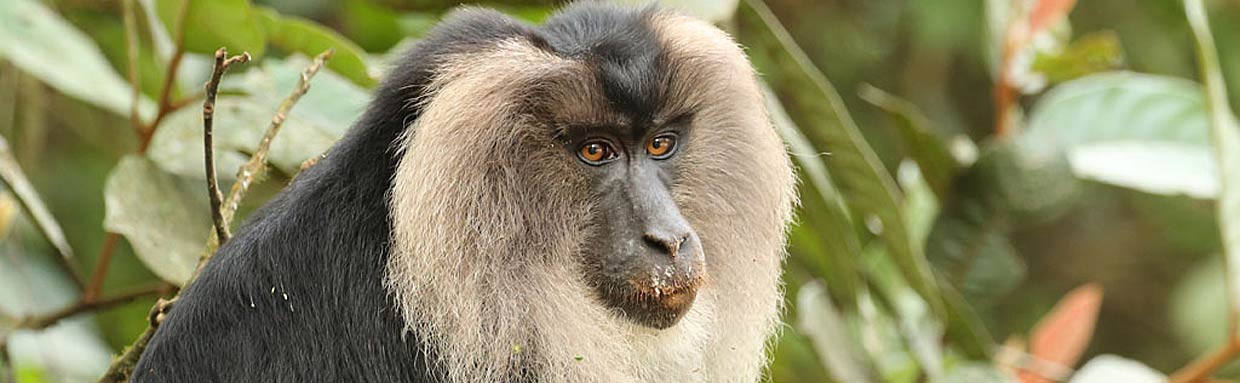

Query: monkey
<box><xmin>131</xmin><ymin>3</ymin><xmax>795</xmax><ymax>383</ymax></box>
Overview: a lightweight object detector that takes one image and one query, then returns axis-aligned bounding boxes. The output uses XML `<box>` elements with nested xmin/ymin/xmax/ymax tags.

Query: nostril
<box><xmin>643</xmin><ymin>232</ymin><xmax>688</xmax><ymax>258</ymax></box>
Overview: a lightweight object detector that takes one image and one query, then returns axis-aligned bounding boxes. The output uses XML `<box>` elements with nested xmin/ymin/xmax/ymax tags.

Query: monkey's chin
<box><xmin>610</xmin><ymin>276</ymin><xmax>704</xmax><ymax>330</ymax></box>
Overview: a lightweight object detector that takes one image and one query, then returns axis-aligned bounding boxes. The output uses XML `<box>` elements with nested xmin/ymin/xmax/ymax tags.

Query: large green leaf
<box><xmin>795</xmin><ymin>281</ymin><xmax>878</xmax><ymax>383</ymax></box>
<box><xmin>0</xmin><ymin>0</ymin><xmax>154</xmax><ymax>118</ymax></box>
<box><xmin>767</xmin><ymin>86</ymin><xmax>861</xmax><ymax>307</ymax></box>
<box><xmin>1024</xmin><ymin>72</ymin><xmax>1215</xmax><ymax>198</ymax></box>
<box><xmin>258</xmin><ymin>8</ymin><xmax>378</xmax><ymax>88</ymax></box>
<box><xmin>0</xmin><ymin>136</ymin><xmax>75</xmax><ymax>274</ymax></box>
<box><xmin>1185</xmin><ymin>0</ymin><xmax>1240</xmax><ymax>339</ymax></box>
<box><xmin>104</xmin><ymin>155</ymin><xmax>211</xmax><ymax>285</ymax></box>
<box><xmin>736</xmin><ymin>0</ymin><xmax>943</xmax><ymax>318</ymax></box>
<box><xmin>148</xmin><ymin>56</ymin><xmax>368</xmax><ymax>180</ymax></box>
<box><xmin>156</xmin><ymin>0</ymin><xmax>266</xmax><ymax>58</ymax></box>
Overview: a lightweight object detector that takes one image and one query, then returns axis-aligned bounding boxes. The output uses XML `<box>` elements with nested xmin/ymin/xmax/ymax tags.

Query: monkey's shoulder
<box><xmin>130</xmin><ymin>184</ymin><xmax>435</xmax><ymax>383</ymax></box>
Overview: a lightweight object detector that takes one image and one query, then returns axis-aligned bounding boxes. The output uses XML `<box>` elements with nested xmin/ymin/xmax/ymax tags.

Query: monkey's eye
<box><xmin>578</xmin><ymin>140</ymin><xmax>619</xmax><ymax>165</ymax></box>
<box><xmin>646</xmin><ymin>133</ymin><xmax>678</xmax><ymax>159</ymax></box>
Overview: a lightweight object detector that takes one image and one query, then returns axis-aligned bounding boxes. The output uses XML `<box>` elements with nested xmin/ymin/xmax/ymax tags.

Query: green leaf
<box><xmin>0</xmin><ymin>136</ymin><xmax>77</xmax><ymax>277</ymax></box>
<box><xmin>736</xmin><ymin>0</ymin><xmax>944</xmax><ymax>318</ymax></box>
<box><xmin>0</xmin><ymin>0</ymin><xmax>154</xmax><ymax>118</ymax></box>
<box><xmin>1185</xmin><ymin>0</ymin><xmax>1240</xmax><ymax>339</ymax></box>
<box><xmin>1068</xmin><ymin>142</ymin><xmax>1216</xmax><ymax>199</ymax></box>
<box><xmin>767</xmin><ymin>85</ymin><xmax>861</xmax><ymax>307</ymax></box>
<box><xmin>258</xmin><ymin>8</ymin><xmax>377</xmax><ymax>88</ymax></box>
<box><xmin>104</xmin><ymin>155</ymin><xmax>212</xmax><ymax>285</ymax></box>
<box><xmin>148</xmin><ymin>56</ymin><xmax>368</xmax><ymax>180</ymax></box>
<box><xmin>795</xmin><ymin>281</ymin><xmax>878</xmax><ymax>383</ymax></box>
<box><xmin>340</xmin><ymin>0</ymin><xmax>405</xmax><ymax>52</ymax></box>
<box><xmin>859</xmin><ymin>84</ymin><xmax>959</xmax><ymax>201</ymax></box>
<box><xmin>860</xmin><ymin>240</ymin><xmax>947</xmax><ymax>381</ymax></box>
<box><xmin>156</xmin><ymin>0</ymin><xmax>266</xmax><ymax>58</ymax></box>
<box><xmin>1033</xmin><ymin>31</ymin><xmax>1125</xmax><ymax>85</ymax></box>
<box><xmin>1026</xmin><ymin>72</ymin><xmax>1210</xmax><ymax>146</ymax></box>
<box><xmin>1024</xmin><ymin>71</ymin><xmax>1212</xmax><ymax>198</ymax></box>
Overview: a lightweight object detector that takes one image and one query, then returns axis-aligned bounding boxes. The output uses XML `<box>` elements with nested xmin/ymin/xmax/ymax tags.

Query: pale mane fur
<box><xmin>386</xmin><ymin>11</ymin><xmax>796</xmax><ymax>383</ymax></box>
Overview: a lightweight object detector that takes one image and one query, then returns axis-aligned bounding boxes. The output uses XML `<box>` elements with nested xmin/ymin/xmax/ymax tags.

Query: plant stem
<box><xmin>202</xmin><ymin>49</ymin><xmax>251</xmax><ymax>245</ymax></box>
<box><xmin>16</xmin><ymin>283</ymin><xmax>171</xmax><ymax>331</ymax></box>
<box><xmin>1168</xmin><ymin>339</ymin><xmax>1240</xmax><ymax>383</ymax></box>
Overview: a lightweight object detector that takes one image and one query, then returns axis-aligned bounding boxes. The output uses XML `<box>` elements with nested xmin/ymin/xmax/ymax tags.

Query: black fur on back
<box><xmin>131</xmin><ymin>4</ymin><xmax>666</xmax><ymax>382</ymax></box>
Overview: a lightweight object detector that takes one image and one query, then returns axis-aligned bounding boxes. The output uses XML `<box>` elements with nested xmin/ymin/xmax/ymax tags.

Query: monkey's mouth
<box><xmin>606</xmin><ymin>264</ymin><xmax>706</xmax><ymax>329</ymax></box>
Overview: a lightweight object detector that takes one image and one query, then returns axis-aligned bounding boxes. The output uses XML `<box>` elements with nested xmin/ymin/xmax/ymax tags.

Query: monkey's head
<box><xmin>387</xmin><ymin>4</ymin><xmax>794</xmax><ymax>380</ymax></box>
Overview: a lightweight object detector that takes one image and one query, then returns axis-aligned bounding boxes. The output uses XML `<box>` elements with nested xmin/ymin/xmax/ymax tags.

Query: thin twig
<box><xmin>993</xmin><ymin>22</ymin><xmax>1019</xmax><ymax>138</ymax></box>
<box><xmin>218</xmin><ymin>49</ymin><xmax>333</xmax><ymax>231</ymax></box>
<box><xmin>1168</xmin><ymin>339</ymin><xmax>1240</xmax><ymax>383</ymax></box>
<box><xmin>169</xmin><ymin>92</ymin><xmax>204</xmax><ymax>111</ymax></box>
<box><xmin>135</xmin><ymin>0</ymin><xmax>190</xmax><ymax>153</ymax></box>
<box><xmin>16</xmin><ymin>284</ymin><xmax>171</xmax><ymax>331</ymax></box>
<box><xmin>97</xmin><ymin>51</ymin><xmax>334</xmax><ymax>383</ymax></box>
<box><xmin>121</xmin><ymin>0</ymin><xmax>142</xmax><ymax>138</ymax></box>
<box><xmin>83</xmin><ymin>0</ymin><xmax>145</xmax><ymax>302</ymax></box>
<box><xmin>1</xmin><ymin>345</ymin><xmax>13</xmax><ymax>383</ymax></box>
<box><xmin>95</xmin><ymin>298</ymin><xmax>173</xmax><ymax>383</ymax></box>
<box><xmin>203</xmin><ymin>49</ymin><xmax>252</xmax><ymax>245</ymax></box>
<box><xmin>84</xmin><ymin>232</ymin><xmax>122</xmax><ymax>301</ymax></box>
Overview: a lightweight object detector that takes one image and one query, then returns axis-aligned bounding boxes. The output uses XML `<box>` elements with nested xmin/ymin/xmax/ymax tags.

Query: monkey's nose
<box><xmin>643</xmin><ymin>230</ymin><xmax>689</xmax><ymax>258</ymax></box>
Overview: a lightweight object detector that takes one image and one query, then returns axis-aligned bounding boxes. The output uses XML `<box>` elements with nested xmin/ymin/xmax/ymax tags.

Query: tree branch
<box><xmin>1</xmin><ymin>345</ymin><xmax>13</xmax><ymax>383</ymax></box>
<box><xmin>135</xmin><ymin>0</ymin><xmax>190</xmax><ymax>153</ymax></box>
<box><xmin>1168</xmin><ymin>339</ymin><xmax>1240</xmax><ymax>383</ymax></box>
<box><xmin>203</xmin><ymin>48</ymin><xmax>252</xmax><ymax>245</ymax></box>
<box><xmin>121</xmin><ymin>0</ymin><xmax>142</xmax><ymax>140</ymax></box>
<box><xmin>96</xmin><ymin>50</ymin><xmax>333</xmax><ymax>383</ymax></box>
<box><xmin>95</xmin><ymin>298</ymin><xmax>173</xmax><ymax>383</ymax></box>
<box><xmin>15</xmin><ymin>284</ymin><xmax>171</xmax><ymax>331</ymax></box>
<box><xmin>216</xmin><ymin>49</ymin><xmax>333</xmax><ymax>233</ymax></box>
<box><xmin>87</xmin><ymin>0</ymin><xmax>188</xmax><ymax>300</ymax></box>
<box><xmin>84</xmin><ymin>232</ymin><xmax>121</xmax><ymax>301</ymax></box>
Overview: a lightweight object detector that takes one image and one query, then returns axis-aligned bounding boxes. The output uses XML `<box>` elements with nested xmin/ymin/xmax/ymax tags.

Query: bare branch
<box><xmin>215</xmin><ymin>49</ymin><xmax>334</xmax><ymax>246</ymax></box>
<box><xmin>121</xmin><ymin>0</ymin><xmax>142</xmax><ymax>137</ymax></box>
<box><xmin>1169</xmin><ymin>339</ymin><xmax>1240</xmax><ymax>383</ymax></box>
<box><xmin>1</xmin><ymin>345</ymin><xmax>13</xmax><ymax>383</ymax></box>
<box><xmin>16</xmin><ymin>284</ymin><xmax>171</xmax><ymax>331</ymax></box>
<box><xmin>203</xmin><ymin>48</ymin><xmax>252</xmax><ymax>245</ymax></box>
<box><xmin>97</xmin><ymin>51</ymin><xmax>333</xmax><ymax>383</ymax></box>
<box><xmin>136</xmin><ymin>0</ymin><xmax>190</xmax><ymax>153</ymax></box>
<box><xmin>84</xmin><ymin>232</ymin><xmax>122</xmax><ymax>301</ymax></box>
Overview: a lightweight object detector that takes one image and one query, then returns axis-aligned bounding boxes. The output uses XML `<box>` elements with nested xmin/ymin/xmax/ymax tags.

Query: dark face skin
<box><xmin>564</xmin><ymin>115</ymin><xmax>706</xmax><ymax>329</ymax></box>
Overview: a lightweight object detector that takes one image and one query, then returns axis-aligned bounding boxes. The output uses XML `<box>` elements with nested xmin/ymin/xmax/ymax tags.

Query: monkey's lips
<box><xmin>618</xmin><ymin>267</ymin><xmax>705</xmax><ymax>329</ymax></box>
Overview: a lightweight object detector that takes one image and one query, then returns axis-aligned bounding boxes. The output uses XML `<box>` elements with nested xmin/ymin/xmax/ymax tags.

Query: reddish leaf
<box><xmin>1017</xmin><ymin>283</ymin><xmax>1103</xmax><ymax>383</ymax></box>
<box><xmin>1029</xmin><ymin>0</ymin><xmax>1078</xmax><ymax>36</ymax></box>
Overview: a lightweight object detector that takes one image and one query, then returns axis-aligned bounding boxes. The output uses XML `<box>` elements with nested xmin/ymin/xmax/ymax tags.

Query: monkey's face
<box><xmin>564</xmin><ymin>114</ymin><xmax>706</xmax><ymax>330</ymax></box>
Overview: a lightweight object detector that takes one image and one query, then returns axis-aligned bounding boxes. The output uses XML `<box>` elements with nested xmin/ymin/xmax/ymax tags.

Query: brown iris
<box><xmin>578</xmin><ymin>140</ymin><xmax>618</xmax><ymax>165</ymax></box>
<box><xmin>646</xmin><ymin>133</ymin><xmax>678</xmax><ymax>159</ymax></box>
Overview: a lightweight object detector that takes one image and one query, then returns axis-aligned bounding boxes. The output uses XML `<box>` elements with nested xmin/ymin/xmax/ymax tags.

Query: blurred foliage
<box><xmin>2</xmin><ymin>0</ymin><xmax>1240</xmax><ymax>382</ymax></box>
